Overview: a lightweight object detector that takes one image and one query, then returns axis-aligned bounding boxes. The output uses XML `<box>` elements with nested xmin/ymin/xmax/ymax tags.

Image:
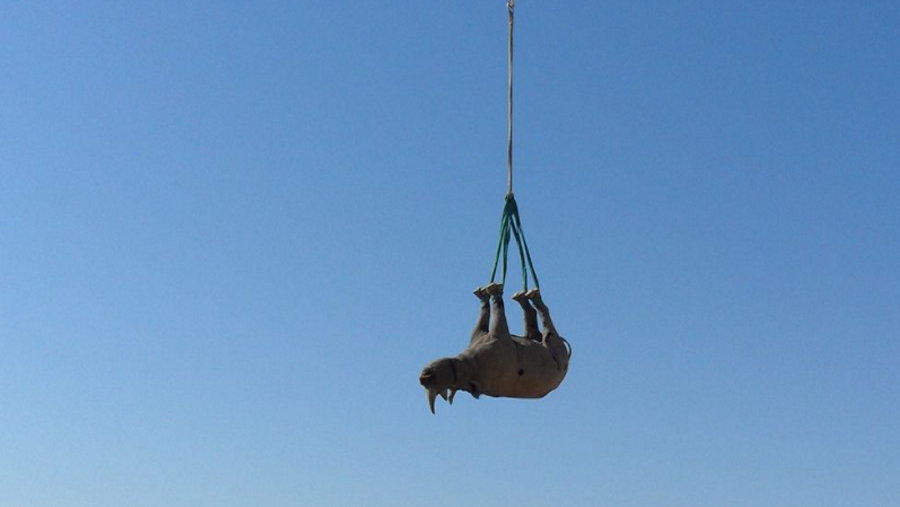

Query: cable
<box><xmin>506</xmin><ymin>0</ymin><xmax>515</xmax><ymax>196</ymax></box>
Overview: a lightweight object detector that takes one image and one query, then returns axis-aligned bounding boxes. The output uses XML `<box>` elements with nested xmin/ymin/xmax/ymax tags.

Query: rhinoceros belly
<box><xmin>468</xmin><ymin>335</ymin><xmax>569</xmax><ymax>399</ymax></box>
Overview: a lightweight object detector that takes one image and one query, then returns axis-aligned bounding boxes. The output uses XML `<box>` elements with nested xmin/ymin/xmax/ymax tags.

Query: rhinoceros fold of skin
<box><xmin>419</xmin><ymin>283</ymin><xmax>571</xmax><ymax>413</ymax></box>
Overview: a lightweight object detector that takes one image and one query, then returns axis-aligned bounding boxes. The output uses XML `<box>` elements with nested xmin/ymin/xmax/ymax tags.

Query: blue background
<box><xmin>2</xmin><ymin>1</ymin><xmax>898</xmax><ymax>505</ymax></box>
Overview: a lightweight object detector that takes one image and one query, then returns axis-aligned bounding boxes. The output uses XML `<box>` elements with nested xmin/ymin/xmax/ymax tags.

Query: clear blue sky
<box><xmin>2</xmin><ymin>1</ymin><xmax>898</xmax><ymax>506</ymax></box>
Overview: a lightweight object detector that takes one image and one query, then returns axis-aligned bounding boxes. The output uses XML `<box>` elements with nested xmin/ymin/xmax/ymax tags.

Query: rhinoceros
<box><xmin>418</xmin><ymin>283</ymin><xmax>571</xmax><ymax>413</ymax></box>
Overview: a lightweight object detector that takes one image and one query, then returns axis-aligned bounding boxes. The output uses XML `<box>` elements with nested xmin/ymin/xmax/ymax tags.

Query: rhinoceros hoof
<box><xmin>511</xmin><ymin>290</ymin><xmax>529</xmax><ymax>303</ymax></box>
<box><xmin>481</xmin><ymin>282</ymin><xmax>504</xmax><ymax>297</ymax></box>
<box><xmin>525</xmin><ymin>288</ymin><xmax>543</xmax><ymax>304</ymax></box>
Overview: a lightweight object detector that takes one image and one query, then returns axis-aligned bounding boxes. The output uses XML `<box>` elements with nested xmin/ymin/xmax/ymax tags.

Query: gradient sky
<box><xmin>2</xmin><ymin>1</ymin><xmax>898</xmax><ymax>506</ymax></box>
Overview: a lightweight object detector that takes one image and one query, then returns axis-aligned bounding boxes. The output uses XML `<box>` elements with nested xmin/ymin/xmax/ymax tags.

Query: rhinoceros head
<box><xmin>418</xmin><ymin>357</ymin><xmax>481</xmax><ymax>414</ymax></box>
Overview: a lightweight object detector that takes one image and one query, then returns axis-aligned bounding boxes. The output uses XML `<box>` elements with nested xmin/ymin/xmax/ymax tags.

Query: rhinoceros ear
<box><xmin>468</xmin><ymin>381</ymin><xmax>483</xmax><ymax>399</ymax></box>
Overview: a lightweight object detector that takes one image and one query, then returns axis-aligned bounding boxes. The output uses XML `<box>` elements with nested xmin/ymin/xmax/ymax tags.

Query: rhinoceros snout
<box><xmin>419</xmin><ymin>360</ymin><xmax>457</xmax><ymax>414</ymax></box>
<box><xmin>419</xmin><ymin>369</ymin><xmax>436</xmax><ymax>387</ymax></box>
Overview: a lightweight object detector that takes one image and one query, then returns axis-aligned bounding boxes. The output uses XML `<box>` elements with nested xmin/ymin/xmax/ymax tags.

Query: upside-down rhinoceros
<box><xmin>418</xmin><ymin>283</ymin><xmax>571</xmax><ymax>413</ymax></box>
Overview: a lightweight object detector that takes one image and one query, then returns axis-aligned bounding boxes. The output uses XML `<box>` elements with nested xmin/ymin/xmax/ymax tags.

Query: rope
<box><xmin>506</xmin><ymin>0</ymin><xmax>515</xmax><ymax>196</ymax></box>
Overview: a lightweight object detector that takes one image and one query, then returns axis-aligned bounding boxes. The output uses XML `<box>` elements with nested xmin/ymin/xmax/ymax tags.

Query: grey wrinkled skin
<box><xmin>419</xmin><ymin>283</ymin><xmax>571</xmax><ymax>413</ymax></box>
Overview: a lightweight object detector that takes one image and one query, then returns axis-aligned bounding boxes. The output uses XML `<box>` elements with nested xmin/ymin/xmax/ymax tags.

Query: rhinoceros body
<box><xmin>419</xmin><ymin>284</ymin><xmax>571</xmax><ymax>412</ymax></box>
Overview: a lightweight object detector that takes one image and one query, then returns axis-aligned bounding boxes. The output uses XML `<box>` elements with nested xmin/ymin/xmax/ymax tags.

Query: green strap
<box><xmin>510</xmin><ymin>199</ymin><xmax>540</xmax><ymax>289</ymax></box>
<box><xmin>490</xmin><ymin>211</ymin><xmax>510</xmax><ymax>286</ymax></box>
<box><xmin>489</xmin><ymin>193</ymin><xmax>540</xmax><ymax>290</ymax></box>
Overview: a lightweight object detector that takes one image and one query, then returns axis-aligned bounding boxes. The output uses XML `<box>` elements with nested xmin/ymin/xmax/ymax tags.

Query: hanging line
<box><xmin>489</xmin><ymin>1</ymin><xmax>540</xmax><ymax>291</ymax></box>
<box><xmin>506</xmin><ymin>0</ymin><xmax>514</xmax><ymax>196</ymax></box>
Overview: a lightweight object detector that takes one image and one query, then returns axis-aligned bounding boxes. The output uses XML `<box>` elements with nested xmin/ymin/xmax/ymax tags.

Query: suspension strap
<box><xmin>506</xmin><ymin>0</ymin><xmax>515</xmax><ymax>196</ymax></box>
<box><xmin>489</xmin><ymin>194</ymin><xmax>540</xmax><ymax>290</ymax></box>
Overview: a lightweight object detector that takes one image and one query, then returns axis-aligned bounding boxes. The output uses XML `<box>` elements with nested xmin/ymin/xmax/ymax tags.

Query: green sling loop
<box><xmin>489</xmin><ymin>193</ymin><xmax>540</xmax><ymax>291</ymax></box>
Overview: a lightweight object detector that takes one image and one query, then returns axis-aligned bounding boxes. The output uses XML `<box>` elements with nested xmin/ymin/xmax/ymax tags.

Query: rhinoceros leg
<box><xmin>482</xmin><ymin>282</ymin><xmax>510</xmax><ymax>339</ymax></box>
<box><xmin>471</xmin><ymin>286</ymin><xmax>491</xmax><ymax>342</ymax></box>
<box><xmin>512</xmin><ymin>290</ymin><xmax>540</xmax><ymax>341</ymax></box>
<box><xmin>526</xmin><ymin>288</ymin><xmax>558</xmax><ymax>337</ymax></box>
